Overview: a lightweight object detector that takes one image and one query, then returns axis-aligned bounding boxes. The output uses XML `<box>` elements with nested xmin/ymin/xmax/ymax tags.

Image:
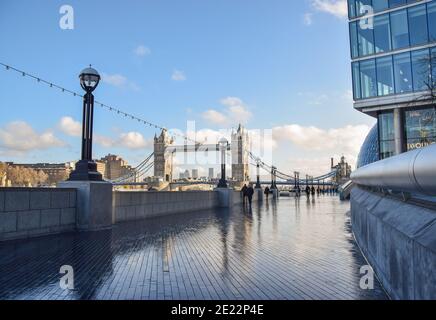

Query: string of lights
<box><xmin>0</xmin><ymin>62</ymin><xmax>205</xmax><ymax>146</ymax></box>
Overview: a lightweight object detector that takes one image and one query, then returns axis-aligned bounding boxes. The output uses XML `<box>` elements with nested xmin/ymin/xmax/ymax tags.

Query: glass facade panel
<box><xmin>348</xmin><ymin>0</ymin><xmax>357</xmax><ymax>18</ymax></box>
<box><xmin>356</xmin><ymin>0</ymin><xmax>373</xmax><ymax>16</ymax></box>
<box><xmin>378</xmin><ymin>112</ymin><xmax>395</xmax><ymax>159</ymax></box>
<box><xmin>405</xmin><ymin>107</ymin><xmax>436</xmax><ymax>150</ymax></box>
<box><xmin>432</xmin><ymin>47</ymin><xmax>436</xmax><ymax>88</ymax></box>
<box><xmin>373</xmin><ymin>0</ymin><xmax>389</xmax><ymax>12</ymax></box>
<box><xmin>350</xmin><ymin>22</ymin><xmax>359</xmax><ymax>58</ymax></box>
<box><xmin>374</xmin><ymin>14</ymin><xmax>391</xmax><ymax>53</ymax></box>
<box><xmin>377</xmin><ymin>56</ymin><xmax>394</xmax><ymax>96</ymax></box>
<box><xmin>352</xmin><ymin>62</ymin><xmax>361</xmax><ymax>99</ymax></box>
<box><xmin>411</xmin><ymin>49</ymin><xmax>431</xmax><ymax>91</ymax></box>
<box><xmin>408</xmin><ymin>4</ymin><xmax>428</xmax><ymax>46</ymax></box>
<box><xmin>428</xmin><ymin>1</ymin><xmax>436</xmax><ymax>42</ymax></box>
<box><xmin>358</xmin><ymin>20</ymin><xmax>375</xmax><ymax>56</ymax></box>
<box><xmin>360</xmin><ymin>59</ymin><xmax>377</xmax><ymax>98</ymax></box>
<box><xmin>389</xmin><ymin>0</ymin><xmax>406</xmax><ymax>8</ymax></box>
<box><xmin>391</xmin><ymin>9</ymin><xmax>410</xmax><ymax>49</ymax></box>
<box><xmin>394</xmin><ymin>52</ymin><xmax>413</xmax><ymax>93</ymax></box>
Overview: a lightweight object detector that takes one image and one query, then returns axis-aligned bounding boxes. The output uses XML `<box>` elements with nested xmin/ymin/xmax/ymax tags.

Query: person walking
<box><xmin>247</xmin><ymin>184</ymin><xmax>254</xmax><ymax>207</ymax></box>
<box><xmin>264</xmin><ymin>186</ymin><xmax>270</xmax><ymax>199</ymax></box>
<box><xmin>241</xmin><ymin>184</ymin><xmax>248</xmax><ymax>204</ymax></box>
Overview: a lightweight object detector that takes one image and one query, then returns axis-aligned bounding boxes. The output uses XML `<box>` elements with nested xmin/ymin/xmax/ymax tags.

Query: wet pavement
<box><xmin>0</xmin><ymin>195</ymin><xmax>388</xmax><ymax>300</ymax></box>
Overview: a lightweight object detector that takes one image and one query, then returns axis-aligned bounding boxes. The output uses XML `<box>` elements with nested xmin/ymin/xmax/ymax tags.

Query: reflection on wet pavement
<box><xmin>0</xmin><ymin>196</ymin><xmax>388</xmax><ymax>300</ymax></box>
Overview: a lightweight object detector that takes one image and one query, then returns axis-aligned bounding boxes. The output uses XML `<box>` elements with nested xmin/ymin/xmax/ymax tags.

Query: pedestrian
<box><xmin>264</xmin><ymin>186</ymin><xmax>270</xmax><ymax>199</ymax></box>
<box><xmin>305</xmin><ymin>185</ymin><xmax>310</xmax><ymax>197</ymax></box>
<box><xmin>241</xmin><ymin>184</ymin><xmax>248</xmax><ymax>204</ymax></box>
<box><xmin>311</xmin><ymin>186</ymin><xmax>315</xmax><ymax>196</ymax></box>
<box><xmin>247</xmin><ymin>184</ymin><xmax>254</xmax><ymax>207</ymax></box>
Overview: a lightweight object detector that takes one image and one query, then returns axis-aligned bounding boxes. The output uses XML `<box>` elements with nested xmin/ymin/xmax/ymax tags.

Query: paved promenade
<box><xmin>0</xmin><ymin>195</ymin><xmax>387</xmax><ymax>300</ymax></box>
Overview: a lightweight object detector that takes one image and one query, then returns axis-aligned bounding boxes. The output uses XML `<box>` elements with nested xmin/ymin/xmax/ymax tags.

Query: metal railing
<box><xmin>351</xmin><ymin>144</ymin><xmax>436</xmax><ymax>196</ymax></box>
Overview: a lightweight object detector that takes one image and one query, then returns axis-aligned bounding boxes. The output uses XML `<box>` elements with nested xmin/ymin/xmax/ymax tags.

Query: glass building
<box><xmin>348</xmin><ymin>0</ymin><xmax>436</xmax><ymax>160</ymax></box>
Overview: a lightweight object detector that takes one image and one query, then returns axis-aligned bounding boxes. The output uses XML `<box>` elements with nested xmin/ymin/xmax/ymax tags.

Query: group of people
<box><xmin>303</xmin><ymin>186</ymin><xmax>338</xmax><ymax>197</ymax></box>
<box><xmin>241</xmin><ymin>184</ymin><xmax>255</xmax><ymax>206</ymax></box>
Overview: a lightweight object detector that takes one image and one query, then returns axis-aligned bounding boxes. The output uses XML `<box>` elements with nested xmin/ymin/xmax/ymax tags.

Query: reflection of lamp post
<box><xmin>69</xmin><ymin>66</ymin><xmax>103</xmax><ymax>181</ymax></box>
<box><xmin>217</xmin><ymin>138</ymin><xmax>228</xmax><ymax>188</ymax></box>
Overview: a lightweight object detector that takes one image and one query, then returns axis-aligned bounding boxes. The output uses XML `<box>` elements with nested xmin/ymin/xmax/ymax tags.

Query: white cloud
<box><xmin>0</xmin><ymin>121</ymin><xmax>65</xmax><ymax>154</ymax></box>
<box><xmin>58</xmin><ymin>116</ymin><xmax>81</xmax><ymax>137</ymax></box>
<box><xmin>171</xmin><ymin>70</ymin><xmax>186</xmax><ymax>81</ymax></box>
<box><xmin>118</xmin><ymin>132</ymin><xmax>151</xmax><ymax>149</ymax></box>
<box><xmin>57</xmin><ymin>116</ymin><xmax>152</xmax><ymax>150</ymax></box>
<box><xmin>101</xmin><ymin>73</ymin><xmax>127</xmax><ymax>87</ymax></box>
<box><xmin>303</xmin><ymin>13</ymin><xmax>313</xmax><ymax>26</ymax></box>
<box><xmin>101</xmin><ymin>73</ymin><xmax>141</xmax><ymax>91</ymax></box>
<box><xmin>202</xmin><ymin>110</ymin><xmax>227</xmax><ymax>125</ymax></box>
<box><xmin>134</xmin><ymin>45</ymin><xmax>151</xmax><ymax>57</ymax></box>
<box><xmin>202</xmin><ymin>97</ymin><xmax>252</xmax><ymax>126</ymax></box>
<box><xmin>95</xmin><ymin>132</ymin><xmax>152</xmax><ymax>150</ymax></box>
<box><xmin>272</xmin><ymin>123</ymin><xmax>371</xmax><ymax>170</ymax></box>
<box><xmin>311</xmin><ymin>0</ymin><xmax>348</xmax><ymax>18</ymax></box>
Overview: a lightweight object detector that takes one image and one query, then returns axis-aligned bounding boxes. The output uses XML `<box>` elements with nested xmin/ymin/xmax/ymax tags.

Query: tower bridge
<box><xmin>112</xmin><ymin>124</ymin><xmax>340</xmax><ymax>190</ymax></box>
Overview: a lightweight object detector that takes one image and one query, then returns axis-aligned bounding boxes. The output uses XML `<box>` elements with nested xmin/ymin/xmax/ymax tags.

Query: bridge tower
<box><xmin>154</xmin><ymin>129</ymin><xmax>174</xmax><ymax>182</ymax></box>
<box><xmin>231</xmin><ymin>124</ymin><xmax>250</xmax><ymax>183</ymax></box>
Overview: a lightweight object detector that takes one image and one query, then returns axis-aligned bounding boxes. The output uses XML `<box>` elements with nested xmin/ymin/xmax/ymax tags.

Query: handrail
<box><xmin>351</xmin><ymin>144</ymin><xmax>436</xmax><ymax>196</ymax></box>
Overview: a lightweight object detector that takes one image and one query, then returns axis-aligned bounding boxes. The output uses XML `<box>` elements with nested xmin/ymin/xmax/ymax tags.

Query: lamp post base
<box><xmin>217</xmin><ymin>179</ymin><xmax>228</xmax><ymax>188</ymax></box>
<box><xmin>68</xmin><ymin>160</ymin><xmax>103</xmax><ymax>181</ymax></box>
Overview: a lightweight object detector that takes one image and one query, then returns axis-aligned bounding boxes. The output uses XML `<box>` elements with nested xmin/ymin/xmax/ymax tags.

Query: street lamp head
<box><xmin>79</xmin><ymin>66</ymin><xmax>100</xmax><ymax>93</ymax></box>
<box><xmin>218</xmin><ymin>137</ymin><xmax>228</xmax><ymax>147</ymax></box>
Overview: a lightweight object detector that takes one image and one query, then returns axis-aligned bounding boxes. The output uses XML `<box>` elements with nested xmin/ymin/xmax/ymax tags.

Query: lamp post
<box><xmin>68</xmin><ymin>66</ymin><xmax>103</xmax><ymax>181</ymax></box>
<box><xmin>217</xmin><ymin>137</ymin><xmax>228</xmax><ymax>188</ymax></box>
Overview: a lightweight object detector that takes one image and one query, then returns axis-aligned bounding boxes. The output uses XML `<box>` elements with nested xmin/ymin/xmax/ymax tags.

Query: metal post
<box><xmin>255</xmin><ymin>160</ymin><xmax>261</xmax><ymax>188</ymax></box>
<box><xmin>217</xmin><ymin>141</ymin><xmax>228</xmax><ymax>188</ymax></box>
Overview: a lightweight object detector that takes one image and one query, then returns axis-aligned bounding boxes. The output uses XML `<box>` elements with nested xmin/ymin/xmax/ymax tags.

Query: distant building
<box><xmin>192</xmin><ymin>169</ymin><xmax>199</xmax><ymax>180</ymax></box>
<box><xmin>208</xmin><ymin>168</ymin><xmax>214</xmax><ymax>180</ymax></box>
<box><xmin>331</xmin><ymin>157</ymin><xmax>352</xmax><ymax>185</ymax></box>
<box><xmin>95</xmin><ymin>160</ymin><xmax>107</xmax><ymax>179</ymax></box>
<box><xmin>5</xmin><ymin>162</ymin><xmax>74</xmax><ymax>185</ymax></box>
<box><xmin>99</xmin><ymin>154</ymin><xmax>133</xmax><ymax>180</ymax></box>
<box><xmin>184</xmin><ymin>169</ymin><xmax>190</xmax><ymax>179</ymax></box>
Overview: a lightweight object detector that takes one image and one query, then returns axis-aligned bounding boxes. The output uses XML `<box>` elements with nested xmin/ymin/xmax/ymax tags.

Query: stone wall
<box><xmin>0</xmin><ymin>188</ymin><xmax>76</xmax><ymax>241</ymax></box>
<box><xmin>351</xmin><ymin>186</ymin><xmax>436</xmax><ymax>300</ymax></box>
<box><xmin>113</xmin><ymin>191</ymin><xmax>220</xmax><ymax>223</ymax></box>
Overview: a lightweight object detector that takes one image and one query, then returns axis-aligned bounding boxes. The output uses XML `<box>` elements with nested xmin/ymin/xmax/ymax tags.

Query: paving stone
<box><xmin>0</xmin><ymin>196</ymin><xmax>388</xmax><ymax>300</ymax></box>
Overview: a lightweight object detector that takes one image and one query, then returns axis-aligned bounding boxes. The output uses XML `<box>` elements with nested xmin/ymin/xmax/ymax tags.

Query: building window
<box><xmin>389</xmin><ymin>0</ymin><xmax>406</xmax><ymax>9</ymax></box>
<box><xmin>356</xmin><ymin>0</ymin><xmax>373</xmax><ymax>17</ymax></box>
<box><xmin>358</xmin><ymin>19</ymin><xmax>375</xmax><ymax>56</ymax></box>
<box><xmin>394</xmin><ymin>52</ymin><xmax>413</xmax><ymax>93</ymax></box>
<box><xmin>348</xmin><ymin>0</ymin><xmax>357</xmax><ymax>18</ymax></box>
<box><xmin>391</xmin><ymin>9</ymin><xmax>410</xmax><ymax>50</ymax></box>
<box><xmin>360</xmin><ymin>59</ymin><xmax>377</xmax><ymax>98</ymax></box>
<box><xmin>376</xmin><ymin>56</ymin><xmax>395</xmax><ymax>96</ymax></box>
<box><xmin>411</xmin><ymin>48</ymin><xmax>431</xmax><ymax>91</ymax></box>
<box><xmin>373</xmin><ymin>0</ymin><xmax>389</xmax><ymax>12</ymax></box>
<box><xmin>350</xmin><ymin>22</ymin><xmax>359</xmax><ymax>58</ymax></box>
<box><xmin>428</xmin><ymin>2</ymin><xmax>436</xmax><ymax>43</ymax></box>
<box><xmin>378</xmin><ymin>112</ymin><xmax>395</xmax><ymax>159</ymax></box>
<box><xmin>352</xmin><ymin>62</ymin><xmax>361</xmax><ymax>99</ymax></box>
<box><xmin>374</xmin><ymin>14</ymin><xmax>392</xmax><ymax>53</ymax></box>
<box><xmin>408</xmin><ymin>4</ymin><xmax>428</xmax><ymax>46</ymax></box>
<box><xmin>432</xmin><ymin>47</ymin><xmax>436</xmax><ymax>88</ymax></box>
<box><xmin>405</xmin><ymin>107</ymin><xmax>436</xmax><ymax>151</ymax></box>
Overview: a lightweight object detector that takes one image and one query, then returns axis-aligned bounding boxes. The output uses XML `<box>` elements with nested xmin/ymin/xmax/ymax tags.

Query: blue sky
<box><xmin>0</xmin><ymin>0</ymin><xmax>375</xmax><ymax>177</ymax></box>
